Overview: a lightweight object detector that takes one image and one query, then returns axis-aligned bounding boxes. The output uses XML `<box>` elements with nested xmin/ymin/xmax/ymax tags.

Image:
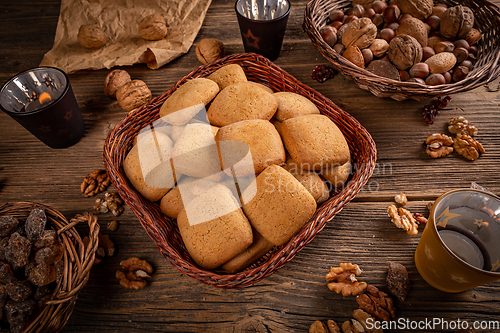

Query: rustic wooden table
<box><xmin>1</xmin><ymin>0</ymin><xmax>500</xmax><ymax>332</ymax></box>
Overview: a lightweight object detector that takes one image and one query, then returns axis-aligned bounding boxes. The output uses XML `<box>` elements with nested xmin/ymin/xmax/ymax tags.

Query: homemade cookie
<box><xmin>216</xmin><ymin>119</ymin><xmax>286</xmax><ymax>177</ymax></box>
<box><xmin>283</xmin><ymin>155</ymin><xmax>330</xmax><ymax>204</ymax></box>
<box><xmin>159</xmin><ymin>78</ymin><xmax>219</xmax><ymax>125</ymax></box>
<box><xmin>160</xmin><ymin>176</ymin><xmax>198</xmax><ymax>219</ymax></box>
<box><xmin>280</xmin><ymin>114</ymin><xmax>350</xmax><ymax>170</ymax></box>
<box><xmin>273</xmin><ymin>92</ymin><xmax>320</xmax><ymax>122</ymax></box>
<box><xmin>320</xmin><ymin>155</ymin><xmax>352</xmax><ymax>190</ymax></box>
<box><xmin>207</xmin><ymin>64</ymin><xmax>248</xmax><ymax>91</ymax></box>
<box><xmin>177</xmin><ymin>184</ymin><xmax>253</xmax><ymax>269</ymax></box>
<box><xmin>124</xmin><ymin>129</ymin><xmax>175</xmax><ymax>202</ymax></box>
<box><xmin>207</xmin><ymin>82</ymin><xmax>278</xmax><ymax>126</ymax></box>
<box><xmin>241</xmin><ymin>165</ymin><xmax>317</xmax><ymax>246</ymax></box>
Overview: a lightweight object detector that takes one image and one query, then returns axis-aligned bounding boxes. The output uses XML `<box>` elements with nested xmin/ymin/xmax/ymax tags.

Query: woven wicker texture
<box><xmin>304</xmin><ymin>0</ymin><xmax>500</xmax><ymax>101</ymax></box>
<box><xmin>103</xmin><ymin>53</ymin><xmax>377</xmax><ymax>288</ymax></box>
<box><xmin>0</xmin><ymin>202</ymin><xmax>99</xmax><ymax>333</ymax></box>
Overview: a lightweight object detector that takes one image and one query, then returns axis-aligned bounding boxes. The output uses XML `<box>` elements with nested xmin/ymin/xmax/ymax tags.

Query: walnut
<box><xmin>353</xmin><ymin>309</ymin><xmax>383</xmax><ymax>333</ymax></box>
<box><xmin>116</xmin><ymin>79</ymin><xmax>152</xmax><ymax>112</ymax></box>
<box><xmin>356</xmin><ymin>285</ymin><xmax>396</xmax><ymax>322</ymax></box>
<box><xmin>413</xmin><ymin>213</ymin><xmax>428</xmax><ymax>224</ymax></box>
<box><xmin>139</xmin><ymin>14</ymin><xmax>168</xmax><ymax>41</ymax></box>
<box><xmin>106</xmin><ymin>220</ymin><xmax>119</xmax><ymax>231</ymax></box>
<box><xmin>341</xmin><ymin>319</ymin><xmax>365</xmax><ymax>333</ymax></box>
<box><xmin>448</xmin><ymin>116</ymin><xmax>478</xmax><ymax>136</ymax></box>
<box><xmin>388</xmin><ymin>34</ymin><xmax>423</xmax><ymax>70</ymax></box>
<box><xmin>395</xmin><ymin>0</ymin><xmax>433</xmax><ymax>20</ymax></box>
<box><xmin>425</xmin><ymin>133</ymin><xmax>454</xmax><ymax>158</ymax></box>
<box><xmin>386</xmin><ymin>262</ymin><xmax>410</xmax><ymax>301</ymax></box>
<box><xmin>77</xmin><ymin>24</ymin><xmax>107</xmax><ymax>49</ymax></box>
<box><xmin>453</xmin><ymin>134</ymin><xmax>485</xmax><ymax>161</ymax></box>
<box><xmin>93</xmin><ymin>192</ymin><xmax>124</xmax><ymax>216</ymax></box>
<box><xmin>98</xmin><ymin>234</ymin><xmax>115</xmax><ymax>257</ymax></box>
<box><xmin>104</xmin><ymin>70</ymin><xmax>131</xmax><ymax>98</ymax></box>
<box><xmin>396</xmin><ymin>17</ymin><xmax>429</xmax><ymax>48</ymax></box>
<box><xmin>440</xmin><ymin>5</ymin><xmax>474</xmax><ymax>39</ymax></box>
<box><xmin>195</xmin><ymin>38</ymin><xmax>225</xmax><ymax>64</ymax></box>
<box><xmin>116</xmin><ymin>257</ymin><xmax>153</xmax><ymax>289</ymax></box>
<box><xmin>342</xmin><ymin>18</ymin><xmax>378</xmax><ymax>49</ymax></box>
<box><xmin>81</xmin><ymin>169</ymin><xmax>111</xmax><ymax>197</ymax></box>
<box><xmin>387</xmin><ymin>205</ymin><xmax>419</xmax><ymax>236</ymax></box>
<box><xmin>394</xmin><ymin>193</ymin><xmax>407</xmax><ymax>205</ymax></box>
<box><xmin>326</xmin><ymin>263</ymin><xmax>368</xmax><ymax>296</ymax></box>
<box><xmin>309</xmin><ymin>320</ymin><xmax>341</xmax><ymax>333</ymax></box>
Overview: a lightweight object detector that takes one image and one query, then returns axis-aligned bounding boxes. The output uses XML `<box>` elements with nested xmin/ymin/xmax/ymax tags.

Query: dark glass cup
<box><xmin>0</xmin><ymin>67</ymin><xmax>85</xmax><ymax>149</ymax></box>
<box><xmin>235</xmin><ymin>0</ymin><xmax>291</xmax><ymax>61</ymax></box>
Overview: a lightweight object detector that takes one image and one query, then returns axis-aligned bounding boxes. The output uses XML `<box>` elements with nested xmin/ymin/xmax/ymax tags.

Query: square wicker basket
<box><xmin>303</xmin><ymin>0</ymin><xmax>500</xmax><ymax>101</ymax></box>
<box><xmin>103</xmin><ymin>53</ymin><xmax>377</xmax><ymax>288</ymax></box>
<box><xmin>0</xmin><ymin>202</ymin><xmax>99</xmax><ymax>333</ymax></box>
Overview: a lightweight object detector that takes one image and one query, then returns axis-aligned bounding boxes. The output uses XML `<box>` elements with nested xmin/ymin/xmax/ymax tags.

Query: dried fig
<box><xmin>139</xmin><ymin>14</ymin><xmax>168</xmax><ymax>41</ymax></box>
<box><xmin>116</xmin><ymin>80</ymin><xmax>152</xmax><ymax>112</ymax></box>
<box><xmin>388</xmin><ymin>34</ymin><xmax>423</xmax><ymax>70</ymax></box>
<box><xmin>440</xmin><ymin>5</ymin><xmax>474</xmax><ymax>39</ymax></box>
<box><xmin>77</xmin><ymin>24</ymin><xmax>106</xmax><ymax>49</ymax></box>
<box><xmin>386</xmin><ymin>262</ymin><xmax>410</xmax><ymax>301</ymax></box>
<box><xmin>342</xmin><ymin>17</ymin><xmax>378</xmax><ymax>49</ymax></box>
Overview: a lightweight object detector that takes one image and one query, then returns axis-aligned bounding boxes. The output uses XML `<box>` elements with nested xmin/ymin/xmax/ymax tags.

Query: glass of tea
<box><xmin>415</xmin><ymin>188</ymin><xmax>500</xmax><ymax>292</ymax></box>
<box><xmin>0</xmin><ymin>67</ymin><xmax>85</xmax><ymax>148</ymax></box>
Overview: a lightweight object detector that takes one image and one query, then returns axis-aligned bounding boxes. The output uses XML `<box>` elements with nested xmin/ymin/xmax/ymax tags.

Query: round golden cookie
<box><xmin>273</xmin><ymin>92</ymin><xmax>320</xmax><ymax>122</ymax></box>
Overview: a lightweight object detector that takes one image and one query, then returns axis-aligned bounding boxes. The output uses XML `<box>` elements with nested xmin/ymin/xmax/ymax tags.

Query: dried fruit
<box><xmin>325</xmin><ymin>263</ymin><xmax>368</xmax><ymax>296</ymax></box>
<box><xmin>139</xmin><ymin>14</ymin><xmax>168</xmax><ymax>41</ymax></box>
<box><xmin>34</xmin><ymin>243</ymin><xmax>64</xmax><ymax>265</ymax></box>
<box><xmin>453</xmin><ymin>134</ymin><xmax>485</xmax><ymax>161</ymax></box>
<box><xmin>311</xmin><ymin>65</ymin><xmax>337</xmax><ymax>83</ymax></box>
<box><xmin>386</xmin><ymin>262</ymin><xmax>410</xmax><ymax>301</ymax></box>
<box><xmin>81</xmin><ymin>169</ymin><xmax>111</xmax><ymax>197</ymax></box>
<box><xmin>107</xmin><ymin>220</ymin><xmax>119</xmax><ymax>231</ymax></box>
<box><xmin>24</xmin><ymin>208</ymin><xmax>46</xmax><ymax>242</ymax></box>
<box><xmin>104</xmin><ymin>70</ymin><xmax>132</xmax><ymax>98</ymax></box>
<box><xmin>5</xmin><ymin>299</ymin><xmax>36</xmax><ymax>333</ymax></box>
<box><xmin>4</xmin><ymin>232</ymin><xmax>31</xmax><ymax>271</ymax></box>
<box><xmin>116</xmin><ymin>80</ymin><xmax>152</xmax><ymax>112</ymax></box>
<box><xmin>425</xmin><ymin>133</ymin><xmax>454</xmax><ymax>158</ymax></box>
<box><xmin>33</xmin><ymin>230</ymin><xmax>57</xmax><ymax>249</ymax></box>
<box><xmin>356</xmin><ymin>284</ymin><xmax>396</xmax><ymax>322</ymax></box>
<box><xmin>448</xmin><ymin>116</ymin><xmax>478</xmax><ymax>136</ymax></box>
<box><xmin>0</xmin><ymin>216</ymin><xmax>19</xmax><ymax>238</ymax></box>
<box><xmin>422</xmin><ymin>95</ymin><xmax>451</xmax><ymax>124</ymax></box>
<box><xmin>77</xmin><ymin>24</ymin><xmax>107</xmax><ymax>49</ymax></box>
<box><xmin>6</xmin><ymin>281</ymin><xmax>32</xmax><ymax>302</ymax></box>
<box><xmin>28</xmin><ymin>263</ymin><xmax>56</xmax><ymax>286</ymax></box>
<box><xmin>195</xmin><ymin>38</ymin><xmax>225</xmax><ymax>64</ymax></box>
<box><xmin>0</xmin><ymin>262</ymin><xmax>16</xmax><ymax>284</ymax></box>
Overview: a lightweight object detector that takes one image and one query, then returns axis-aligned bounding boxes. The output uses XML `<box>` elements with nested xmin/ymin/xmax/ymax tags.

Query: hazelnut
<box><xmin>453</xmin><ymin>39</ymin><xmax>470</xmax><ymax>51</ymax></box>
<box><xmin>333</xmin><ymin>43</ymin><xmax>346</xmax><ymax>54</ymax></box>
<box><xmin>344</xmin><ymin>15</ymin><xmax>359</xmax><ymax>24</ymax></box>
<box><xmin>453</xmin><ymin>47</ymin><xmax>469</xmax><ymax>64</ymax></box>
<box><xmin>407</xmin><ymin>77</ymin><xmax>426</xmax><ymax>84</ymax></box>
<box><xmin>432</xmin><ymin>5</ymin><xmax>448</xmax><ymax>18</ymax></box>
<box><xmin>363</xmin><ymin>8</ymin><xmax>376</xmax><ymax>19</ymax></box>
<box><xmin>369</xmin><ymin>38</ymin><xmax>389</xmax><ymax>57</ymax></box>
<box><xmin>453</xmin><ymin>66</ymin><xmax>469</xmax><ymax>82</ymax></box>
<box><xmin>443</xmin><ymin>71</ymin><xmax>452</xmax><ymax>84</ymax></box>
<box><xmin>329</xmin><ymin>10</ymin><xmax>345</xmax><ymax>22</ymax></box>
<box><xmin>469</xmin><ymin>45</ymin><xmax>478</xmax><ymax>56</ymax></box>
<box><xmin>104</xmin><ymin>69</ymin><xmax>132</xmax><ymax>98</ymax></box>
<box><xmin>195</xmin><ymin>38</ymin><xmax>225</xmax><ymax>64</ymax></box>
<box><xmin>382</xmin><ymin>5</ymin><xmax>400</xmax><ymax>23</ymax></box>
<box><xmin>426</xmin><ymin>73</ymin><xmax>446</xmax><ymax>85</ymax></box>
<box><xmin>321</xmin><ymin>26</ymin><xmax>338</xmax><ymax>46</ymax></box>
<box><xmin>347</xmin><ymin>4</ymin><xmax>366</xmax><ymax>17</ymax></box>
<box><xmin>459</xmin><ymin>59</ymin><xmax>473</xmax><ymax>70</ymax></box>
<box><xmin>434</xmin><ymin>41</ymin><xmax>454</xmax><ymax>53</ymax></box>
<box><xmin>422</xmin><ymin>46</ymin><xmax>435</xmax><ymax>61</ymax></box>
<box><xmin>398</xmin><ymin>70</ymin><xmax>410</xmax><ymax>81</ymax></box>
<box><xmin>426</xmin><ymin>15</ymin><xmax>441</xmax><ymax>31</ymax></box>
<box><xmin>362</xmin><ymin>48</ymin><xmax>374</xmax><ymax>65</ymax></box>
<box><xmin>409</xmin><ymin>62</ymin><xmax>429</xmax><ymax>79</ymax></box>
<box><xmin>372</xmin><ymin>14</ymin><xmax>385</xmax><ymax>28</ymax></box>
<box><xmin>386</xmin><ymin>22</ymin><xmax>400</xmax><ymax>31</ymax></box>
<box><xmin>440</xmin><ymin>5</ymin><xmax>474</xmax><ymax>39</ymax></box>
<box><xmin>139</xmin><ymin>14</ymin><xmax>168</xmax><ymax>41</ymax></box>
<box><xmin>398</xmin><ymin>13</ymin><xmax>412</xmax><ymax>23</ymax></box>
<box><xmin>372</xmin><ymin>0</ymin><xmax>387</xmax><ymax>14</ymax></box>
<box><xmin>77</xmin><ymin>24</ymin><xmax>107</xmax><ymax>49</ymax></box>
<box><xmin>331</xmin><ymin>21</ymin><xmax>343</xmax><ymax>30</ymax></box>
<box><xmin>379</xmin><ymin>28</ymin><xmax>395</xmax><ymax>42</ymax></box>
<box><xmin>116</xmin><ymin>80</ymin><xmax>152</xmax><ymax>112</ymax></box>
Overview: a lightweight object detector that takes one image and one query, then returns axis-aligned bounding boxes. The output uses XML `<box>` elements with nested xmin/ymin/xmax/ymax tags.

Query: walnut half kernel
<box><xmin>425</xmin><ymin>133</ymin><xmax>454</xmax><ymax>158</ymax></box>
<box><xmin>326</xmin><ymin>263</ymin><xmax>368</xmax><ymax>296</ymax></box>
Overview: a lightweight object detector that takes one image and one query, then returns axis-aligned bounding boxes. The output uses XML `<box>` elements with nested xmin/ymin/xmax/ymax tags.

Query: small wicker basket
<box><xmin>0</xmin><ymin>201</ymin><xmax>99</xmax><ymax>333</ymax></box>
<box><xmin>303</xmin><ymin>0</ymin><xmax>500</xmax><ymax>101</ymax></box>
<box><xmin>103</xmin><ymin>53</ymin><xmax>377</xmax><ymax>288</ymax></box>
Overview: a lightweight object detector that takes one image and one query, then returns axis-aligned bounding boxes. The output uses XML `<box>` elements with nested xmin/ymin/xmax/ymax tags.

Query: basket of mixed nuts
<box><xmin>303</xmin><ymin>0</ymin><xmax>500</xmax><ymax>101</ymax></box>
<box><xmin>0</xmin><ymin>202</ymin><xmax>99</xmax><ymax>333</ymax></box>
<box><xmin>103</xmin><ymin>52</ymin><xmax>377</xmax><ymax>288</ymax></box>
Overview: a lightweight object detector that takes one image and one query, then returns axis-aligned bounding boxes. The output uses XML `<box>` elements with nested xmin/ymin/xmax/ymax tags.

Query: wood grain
<box><xmin>1</xmin><ymin>0</ymin><xmax>500</xmax><ymax>332</ymax></box>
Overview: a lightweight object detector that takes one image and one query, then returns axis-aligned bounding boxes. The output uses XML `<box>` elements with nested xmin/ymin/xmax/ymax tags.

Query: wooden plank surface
<box><xmin>1</xmin><ymin>0</ymin><xmax>500</xmax><ymax>332</ymax></box>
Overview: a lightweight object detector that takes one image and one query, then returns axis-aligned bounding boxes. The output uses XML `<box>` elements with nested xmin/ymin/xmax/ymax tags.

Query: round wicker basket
<box><xmin>103</xmin><ymin>53</ymin><xmax>377</xmax><ymax>288</ymax></box>
<box><xmin>0</xmin><ymin>202</ymin><xmax>99</xmax><ymax>333</ymax></box>
<box><xmin>303</xmin><ymin>0</ymin><xmax>500</xmax><ymax>101</ymax></box>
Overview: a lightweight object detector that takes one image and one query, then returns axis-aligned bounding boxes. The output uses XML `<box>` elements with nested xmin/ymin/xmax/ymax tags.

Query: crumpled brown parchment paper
<box><xmin>40</xmin><ymin>0</ymin><xmax>212</xmax><ymax>73</ymax></box>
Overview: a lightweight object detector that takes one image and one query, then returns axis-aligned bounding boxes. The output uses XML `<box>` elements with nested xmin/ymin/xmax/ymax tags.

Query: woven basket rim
<box><xmin>0</xmin><ymin>201</ymin><xmax>99</xmax><ymax>333</ymax></box>
<box><xmin>103</xmin><ymin>52</ymin><xmax>377</xmax><ymax>288</ymax></box>
<box><xmin>303</xmin><ymin>0</ymin><xmax>500</xmax><ymax>100</ymax></box>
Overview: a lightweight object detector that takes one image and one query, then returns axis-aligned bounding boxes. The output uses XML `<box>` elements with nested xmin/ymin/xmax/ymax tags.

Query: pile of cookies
<box><xmin>123</xmin><ymin>64</ymin><xmax>351</xmax><ymax>272</ymax></box>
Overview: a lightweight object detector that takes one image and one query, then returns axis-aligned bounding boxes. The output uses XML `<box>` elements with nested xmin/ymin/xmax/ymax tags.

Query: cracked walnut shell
<box><xmin>196</xmin><ymin>38</ymin><xmax>225</xmax><ymax>64</ymax></box>
<box><xmin>116</xmin><ymin>80</ymin><xmax>152</xmax><ymax>112</ymax></box>
<box><xmin>326</xmin><ymin>263</ymin><xmax>367</xmax><ymax>296</ymax></box>
<box><xmin>425</xmin><ymin>133</ymin><xmax>454</xmax><ymax>158</ymax></box>
<box><xmin>342</xmin><ymin>18</ymin><xmax>378</xmax><ymax>49</ymax></box>
<box><xmin>453</xmin><ymin>134</ymin><xmax>485</xmax><ymax>161</ymax></box>
<box><xmin>77</xmin><ymin>24</ymin><xmax>107</xmax><ymax>49</ymax></box>
<box><xmin>139</xmin><ymin>14</ymin><xmax>168</xmax><ymax>41</ymax></box>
